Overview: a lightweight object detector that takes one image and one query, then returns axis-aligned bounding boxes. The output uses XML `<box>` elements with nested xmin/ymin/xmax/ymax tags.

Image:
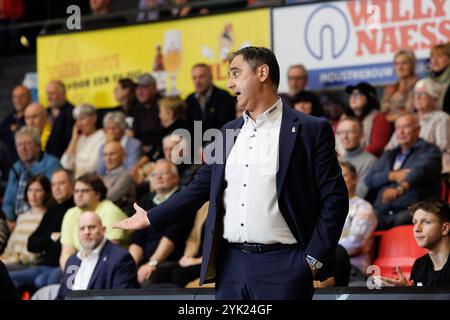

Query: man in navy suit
<box><xmin>57</xmin><ymin>211</ymin><xmax>138</xmax><ymax>299</ymax></box>
<box><xmin>114</xmin><ymin>47</ymin><xmax>348</xmax><ymax>300</ymax></box>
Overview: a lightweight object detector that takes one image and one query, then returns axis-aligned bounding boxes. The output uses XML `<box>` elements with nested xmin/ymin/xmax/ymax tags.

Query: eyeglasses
<box><xmin>414</xmin><ymin>92</ymin><xmax>430</xmax><ymax>98</ymax></box>
<box><xmin>74</xmin><ymin>188</ymin><xmax>93</xmax><ymax>194</ymax></box>
<box><xmin>149</xmin><ymin>171</ymin><xmax>171</xmax><ymax>178</ymax></box>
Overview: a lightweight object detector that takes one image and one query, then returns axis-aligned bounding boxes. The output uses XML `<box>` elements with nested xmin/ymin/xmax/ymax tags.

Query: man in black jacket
<box><xmin>9</xmin><ymin>169</ymin><xmax>74</xmax><ymax>289</ymax></box>
<box><xmin>44</xmin><ymin>81</ymin><xmax>75</xmax><ymax>158</ymax></box>
<box><xmin>186</xmin><ymin>63</ymin><xmax>236</xmax><ymax>133</ymax></box>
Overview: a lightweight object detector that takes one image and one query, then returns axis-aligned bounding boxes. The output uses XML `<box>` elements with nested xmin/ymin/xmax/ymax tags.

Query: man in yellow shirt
<box><xmin>24</xmin><ymin>103</ymin><xmax>52</xmax><ymax>151</ymax></box>
<box><xmin>59</xmin><ymin>173</ymin><xmax>129</xmax><ymax>269</ymax></box>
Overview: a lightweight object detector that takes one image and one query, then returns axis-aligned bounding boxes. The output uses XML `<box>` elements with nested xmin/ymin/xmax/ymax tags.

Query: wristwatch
<box><xmin>148</xmin><ymin>259</ymin><xmax>159</xmax><ymax>268</ymax></box>
<box><xmin>306</xmin><ymin>255</ymin><xmax>323</xmax><ymax>271</ymax></box>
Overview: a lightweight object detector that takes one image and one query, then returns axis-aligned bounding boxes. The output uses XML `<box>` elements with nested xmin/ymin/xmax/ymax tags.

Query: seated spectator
<box><xmin>0</xmin><ymin>175</ymin><xmax>53</xmax><ymax>271</ymax></box>
<box><xmin>61</xmin><ymin>104</ymin><xmax>105</xmax><ymax>178</ymax></box>
<box><xmin>186</xmin><ymin>63</ymin><xmax>236</xmax><ymax>133</ymax></box>
<box><xmin>0</xmin><ymin>211</ymin><xmax>8</xmax><ymax>255</ymax></box>
<box><xmin>24</xmin><ymin>103</ymin><xmax>52</xmax><ymax>151</ymax></box>
<box><xmin>148</xmin><ymin>202</ymin><xmax>208</xmax><ymax>288</ymax></box>
<box><xmin>279</xmin><ymin>64</ymin><xmax>308</xmax><ymax>108</ymax></box>
<box><xmin>137</xmin><ymin>0</ymin><xmax>171</xmax><ymax>22</ymax></box>
<box><xmin>132</xmin><ymin>133</ymin><xmax>200</xmax><ymax>189</ymax></box>
<box><xmin>171</xmin><ymin>0</ymin><xmax>209</xmax><ymax>17</ymax></box>
<box><xmin>45</xmin><ymin>81</ymin><xmax>75</xmax><ymax>159</ymax></box>
<box><xmin>132</xmin><ymin>73</ymin><xmax>163</xmax><ymax>156</ymax></box>
<box><xmin>56</xmin><ymin>211</ymin><xmax>138</xmax><ymax>299</ymax></box>
<box><xmin>0</xmin><ymin>85</ymin><xmax>29</xmax><ymax>159</ymax></box>
<box><xmin>365</xmin><ymin>114</ymin><xmax>442</xmax><ymax>230</ymax></box>
<box><xmin>82</xmin><ymin>0</ymin><xmax>127</xmax><ymax>29</ymax></box>
<box><xmin>343</xmin><ymin>82</ymin><xmax>392</xmax><ymax>157</ymax></box>
<box><xmin>374</xmin><ymin>198</ymin><xmax>450</xmax><ymax>288</ymax></box>
<box><xmin>96</xmin><ymin>79</ymin><xmax>138</xmax><ymax>129</ymax></box>
<box><xmin>338</xmin><ymin>162</ymin><xmax>377</xmax><ymax>279</ymax></box>
<box><xmin>8</xmin><ymin>169</ymin><xmax>75</xmax><ymax>290</ymax></box>
<box><xmin>385</xmin><ymin>78</ymin><xmax>450</xmax><ymax>173</ymax></box>
<box><xmin>128</xmin><ymin>159</ymin><xmax>194</xmax><ymax>286</ymax></box>
<box><xmin>158</xmin><ymin>96</ymin><xmax>189</xmax><ymax>138</ymax></box>
<box><xmin>2</xmin><ymin>126</ymin><xmax>60</xmax><ymax>229</ymax></box>
<box><xmin>381</xmin><ymin>49</ymin><xmax>418</xmax><ymax>123</ymax></box>
<box><xmin>114</xmin><ymin>78</ymin><xmax>137</xmax><ymax>118</ymax></box>
<box><xmin>59</xmin><ymin>173</ymin><xmax>128</xmax><ymax>270</ymax></box>
<box><xmin>101</xmin><ymin>141</ymin><xmax>136</xmax><ymax>212</ymax></box>
<box><xmin>292</xmin><ymin>90</ymin><xmax>325</xmax><ymax>118</ymax></box>
<box><xmin>97</xmin><ymin>111</ymin><xmax>141</xmax><ymax>176</ymax></box>
<box><xmin>429</xmin><ymin>42</ymin><xmax>450</xmax><ymax>114</ymax></box>
<box><xmin>336</xmin><ymin>117</ymin><xmax>377</xmax><ymax>198</ymax></box>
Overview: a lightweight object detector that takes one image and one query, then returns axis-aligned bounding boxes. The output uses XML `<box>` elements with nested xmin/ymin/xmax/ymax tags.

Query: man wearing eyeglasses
<box><xmin>59</xmin><ymin>173</ymin><xmax>128</xmax><ymax>270</ymax></box>
<box><xmin>128</xmin><ymin>159</ymin><xmax>194</xmax><ymax>286</ymax></box>
<box><xmin>336</xmin><ymin>117</ymin><xmax>377</xmax><ymax>198</ymax></box>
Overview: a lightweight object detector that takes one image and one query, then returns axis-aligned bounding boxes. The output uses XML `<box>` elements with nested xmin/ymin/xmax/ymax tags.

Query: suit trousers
<box><xmin>215</xmin><ymin>240</ymin><xmax>314</xmax><ymax>300</ymax></box>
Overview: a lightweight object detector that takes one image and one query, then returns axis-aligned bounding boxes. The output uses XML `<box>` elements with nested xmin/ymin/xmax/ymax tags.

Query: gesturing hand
<box><xmin>113</xmin><ymin>203</ymin><xmax>150</xmax><ymax>230</ymax></box>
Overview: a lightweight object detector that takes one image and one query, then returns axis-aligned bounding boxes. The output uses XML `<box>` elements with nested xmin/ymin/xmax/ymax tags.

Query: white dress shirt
<box><xmin>223</xmin><ymin>98</ymin><xmax>297</xmax><ymax>244</ymax></box>
<box><xmin>71</xmin><ymin>237</ymin><xmax>107</xmax><ymax>291</ymax></box>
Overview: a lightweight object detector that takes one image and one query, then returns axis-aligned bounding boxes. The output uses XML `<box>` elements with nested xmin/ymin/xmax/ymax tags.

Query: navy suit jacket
<box><xmin>148</xmin><ymin>104</ymin><xmax>348</xmax><ymax>284</ymax></box>
<box><xmin>57</xmin><ymin>240</ymin><xmax>138</xmax><ymax>299</ymax></box>
<box><xmin>186</xmin><ymin>85</ymin><xmax>236</xmax><ymax>132</ymax></box>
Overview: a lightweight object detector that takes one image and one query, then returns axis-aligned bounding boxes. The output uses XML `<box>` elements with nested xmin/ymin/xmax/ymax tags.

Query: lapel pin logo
<box><xmin>103</xmin><ymin>257</ymin><xmax>107</xmax><ymax>262</ymax></box>
<box><xmin>292</xmin><ymin>127</ymin><xmax>296</xmax><ymax>133</ymax></box>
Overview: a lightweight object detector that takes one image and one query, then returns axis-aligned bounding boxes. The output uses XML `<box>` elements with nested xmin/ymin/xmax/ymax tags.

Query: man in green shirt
<box><xmin>59</xmin><ymin>173</ymin><xmax>128</xmax><ymax>270</ymax></box>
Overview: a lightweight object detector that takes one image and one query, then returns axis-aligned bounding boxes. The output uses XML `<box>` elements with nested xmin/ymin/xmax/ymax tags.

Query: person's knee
<box><xmin>34</xmin><ymin>273</ymin><xmax>48</xmax><ymax>288</ymax></box>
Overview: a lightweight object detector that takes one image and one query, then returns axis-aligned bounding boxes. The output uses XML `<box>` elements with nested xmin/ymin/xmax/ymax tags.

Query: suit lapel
<box><xmin>276</xmin><ymin>105</ymin><xmax>300</xmax><ymax>199</ymax></box>
<box><xmin>87</xmin><ymin>241</ymin><xmax>110</xmax><ymax>289</ymax></box>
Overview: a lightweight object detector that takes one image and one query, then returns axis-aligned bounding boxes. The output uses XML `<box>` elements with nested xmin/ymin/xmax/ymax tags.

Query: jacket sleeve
<box><xmin>1</xmin><ymin>165</ymin><xmax>18</xmax><ymax>221</ymax></box>
<box><xmin>406</xmin><ymin>144</ymin><xmax>442</xmax><ymax>188</ymax></box>
<box><xmin>305</xmin><ymin>121</ymin><xmax>349</xmax><ymax>264</ymax></box>
<box><xmin>111</xmin><ymin>253</ymin><xmax>139</xmax><ymax>289</ymax></box>
<box><xmin>364</xmin><ymin>152</ymin><xmax>392</xmax><ymax>190</ymax></box>
<box><xmin>148</xmin><ymin>164</ymin><xmax>212</xmax><ymax>230</ymax></box>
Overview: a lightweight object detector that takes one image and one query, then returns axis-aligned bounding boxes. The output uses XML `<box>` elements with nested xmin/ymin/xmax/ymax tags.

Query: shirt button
<box><xmin>243</xmin><ymin>184</ymin><xmax>246</xmax><ymax>187</ymax></box>
<box><xmin>245</xmin><ymin>164</ymin><xmax>249</xmax><ymax>167</ymax></box>
<box><xmin>241</xmin><ymin>203</ymin><xmax>244</xmax><ymax>207</ymax></box>
<box><xmin>254</xmin><ymin>129</ymin><xmax>257</xmax><ymax>132</ymax></box>
<box><xmin>249</xmin><ymin>146</ymin><xmax>253</xmax><ymax>150</ymax></box>
<box><xmin>241</xmin><ymin>223</ymin><xmax>244</xmax><ymax>227</ymax></box>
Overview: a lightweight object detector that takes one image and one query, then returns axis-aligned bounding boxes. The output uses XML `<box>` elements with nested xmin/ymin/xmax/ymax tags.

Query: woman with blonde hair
<box><xmin>384</xmin><ymin>78</ymin><xmax>450</xmax><ymax>173</ymax></box>
<box><xmin>381</xmin><ymin>48</ymin><xmax>418</xmax><ymax>123</ymax></box>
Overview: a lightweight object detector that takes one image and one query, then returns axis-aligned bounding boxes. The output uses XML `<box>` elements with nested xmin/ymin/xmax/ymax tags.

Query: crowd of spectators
<box><xmin>0</xmin><ymin>1</ymin><xmax>449</xmax><ymax>298</ymax></box>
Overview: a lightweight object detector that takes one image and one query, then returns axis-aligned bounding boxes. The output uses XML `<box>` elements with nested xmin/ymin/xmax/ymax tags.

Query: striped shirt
<box><xmin>0</xmin><ymin>211</ymin><xmax>45</xmax><ymax>265</ymax></box>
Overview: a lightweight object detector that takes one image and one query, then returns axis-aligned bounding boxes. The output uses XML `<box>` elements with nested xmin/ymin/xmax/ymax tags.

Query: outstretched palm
<box><xmin>113</xmin><ymin>203</ymin><xmax>151</xmax><ymax>230</ymax></box>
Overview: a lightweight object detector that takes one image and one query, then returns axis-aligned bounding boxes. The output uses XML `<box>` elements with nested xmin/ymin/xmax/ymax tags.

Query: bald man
<box><xmin>101</xmin><ymin>141</ymin><xmax>135</xmax><ymax>210</ymax></box>
<box><xmin>56</xmin><ymin>211</ymin><xmax>138</xmax><ymax>299</ymax></box>
<box><xmin>45</xmin><ymin>80</ymin><xmax>75</xmax><ymax>158</ymax></box>
<box><xmin>365</xmin><ymin>113</ymin><xmax>442</xmax><ymax>230</ymax></box>
<box><xmin>0</xmin><ymin>85</ymin><xmax>31</xmax><ymax>157</ymax></box>
<box><xmin>24</xmin><ymin>103</ymin><xmax>52</xmax><ymax>150</ymax></box>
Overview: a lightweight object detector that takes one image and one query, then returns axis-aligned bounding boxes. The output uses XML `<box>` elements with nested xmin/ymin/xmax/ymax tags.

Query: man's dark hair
<box><xmin>409</xmin><ymin>198</ymin><xmax>450</xmax><ymax>223</ymax></box>
<box><xmin>339</xmin><ymin>161</ymin><xmax>357</xmax><ymax>179</ymax></box>
<box><xmin>228</xmin><ymin>46</ymin><xmax>280</xmax><ymax>89</ymax></box>
<box><xmin>52</xmin><ymin>168</ymin><xmax>75</xmax><ymax>186</ymax></box>
<box><xmin>76</xmin><ymin>173</ymin><xmax>107</xmax><ymax>201</ymax></box>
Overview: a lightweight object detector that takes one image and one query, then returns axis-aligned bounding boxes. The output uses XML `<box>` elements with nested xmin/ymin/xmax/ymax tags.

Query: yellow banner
<box><xmin>37</xmin><ymin>8</ymin><xmax>271</xmax><ymax>108</ymax></box>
